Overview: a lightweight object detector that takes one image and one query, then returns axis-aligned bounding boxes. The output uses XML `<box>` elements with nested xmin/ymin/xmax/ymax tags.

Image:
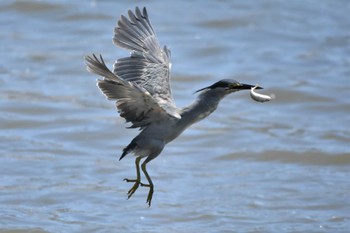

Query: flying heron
<box><xmin>85</xmin><ymin>7</ymin><xmax>263</xmax><ymax>206</ymax></box>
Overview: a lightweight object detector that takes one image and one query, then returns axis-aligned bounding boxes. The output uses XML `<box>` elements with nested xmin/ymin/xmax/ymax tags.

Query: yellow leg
<box><xmin>141</xmin><ymin>161</ymin><xmax>154</xmax><ymax>207</ymax></box>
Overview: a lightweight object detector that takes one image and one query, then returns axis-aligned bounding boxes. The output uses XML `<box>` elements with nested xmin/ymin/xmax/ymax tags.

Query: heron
<box><xmin>85</xmin><ymin>7</ymin><xmax>263</xmax><ymax>206</ymax></box>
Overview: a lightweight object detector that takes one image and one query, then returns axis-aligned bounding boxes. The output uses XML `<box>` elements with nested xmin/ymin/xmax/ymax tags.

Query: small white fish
<box><xmin>250</xmin><ymin>84</ymin><xmax>273</xmax><ymax>103</ymax></box>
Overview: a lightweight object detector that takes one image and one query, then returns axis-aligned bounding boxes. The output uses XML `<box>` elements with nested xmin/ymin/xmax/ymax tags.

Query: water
<box><xmin>1</xmin><ymin>0</ymin><xmax>349</xmax><ymax>232</ymax></box>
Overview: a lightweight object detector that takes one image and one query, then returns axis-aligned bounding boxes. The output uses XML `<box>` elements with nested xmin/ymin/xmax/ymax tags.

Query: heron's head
<box><xmin>195</xmin><ymin>79</ymin><xmax>262</xmax><ymax>94</ymax></box>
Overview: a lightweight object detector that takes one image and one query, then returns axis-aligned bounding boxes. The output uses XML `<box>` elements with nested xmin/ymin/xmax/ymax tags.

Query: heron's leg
<box><xmin>140</xmin><ymin>159</ymin><xmax>154</xmax><ymax>207</ymax></box>
<box><xmin>124</xmin><ymin>156</ymin><xmax>143</xmax><ymax>199</ymax></box>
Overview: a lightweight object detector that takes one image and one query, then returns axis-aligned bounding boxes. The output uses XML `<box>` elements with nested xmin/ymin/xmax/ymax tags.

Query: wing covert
<box><xmin>85</xmin><ymin>54</ymin><xmax>180</xmax><ymax>129</ymax></box>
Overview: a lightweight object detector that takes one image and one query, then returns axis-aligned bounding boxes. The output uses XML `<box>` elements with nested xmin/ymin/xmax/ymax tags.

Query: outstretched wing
<box><xmin>85</xmin><ymin>54</ymin><xmax>179</xmax><ymax>129</ymax></box>
<box><xmin>113</xmin><ymin>7</ymin><xmax>178</xmax><ymax>118</ymax></box>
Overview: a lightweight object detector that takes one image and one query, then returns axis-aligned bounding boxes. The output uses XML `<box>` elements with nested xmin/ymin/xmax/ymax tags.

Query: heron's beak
<box><xmin>236</xmin><ymin>83</ymin><xmax>263</xmax><ymax>90</ymax></box>
<box><xmin>194</xmin><ymin>86</ymin><xmax>209</xmax><ymax>93</ymax></box>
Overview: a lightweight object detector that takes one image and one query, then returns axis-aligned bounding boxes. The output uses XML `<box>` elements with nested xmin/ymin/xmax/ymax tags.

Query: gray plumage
<box><xmin>85</xmin><ymin>7</ymin><xmax>261</xmax><ymax>206</ymax></box>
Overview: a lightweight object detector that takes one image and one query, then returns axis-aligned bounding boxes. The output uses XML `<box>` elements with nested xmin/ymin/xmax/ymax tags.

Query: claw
<box><xmin>123</xmin><ymin>178</ymin><xmax>140</xmax><ymax>183</ymax></box>
<box><xmin>125</xmin><ymin>178</ymin><xmax>149</xmax><ymax>186</ymax></box>
<box><xmin>124</xmin><ymin>178</ymin><xmax>137</xmax><ymax>182</ymax></box>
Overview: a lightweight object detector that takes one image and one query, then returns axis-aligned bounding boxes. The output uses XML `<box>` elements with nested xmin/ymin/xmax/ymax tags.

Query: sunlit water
<box><xmin>1</xmin><ymin>1</ymin><xmax>349</xmax><ymax>232</ymax></box>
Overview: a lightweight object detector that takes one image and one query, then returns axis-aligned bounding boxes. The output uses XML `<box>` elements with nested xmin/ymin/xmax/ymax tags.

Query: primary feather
<box><xmin>113</xmin><ymin>7</ymin><xmax>179</xmax><ymax>119</ymax></box>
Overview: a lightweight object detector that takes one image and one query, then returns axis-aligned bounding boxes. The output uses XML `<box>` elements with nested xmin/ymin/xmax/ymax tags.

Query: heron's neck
<box><xmin>179</xmin><ymin>90</ymin><xmax>225</xmax><ymax>127</ymax></box>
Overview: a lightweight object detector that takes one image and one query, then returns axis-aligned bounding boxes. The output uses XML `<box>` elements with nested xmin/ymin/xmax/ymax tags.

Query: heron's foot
<box><xmin>145</xmin><ymin>184</ymin><xmax>154</xmax><ymax>207</ymax></box>
<box><xmin>123</xmin><ymin>178</ymin><xmax>148</xmax><ymax>199</ymax></box>
<box><xmin>138</xmin><ymin>182</ymin><xmax>153</xmax><ymax>206</ymax></box>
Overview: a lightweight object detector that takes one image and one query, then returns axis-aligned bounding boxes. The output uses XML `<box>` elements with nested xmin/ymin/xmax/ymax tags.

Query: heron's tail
<box><xmin>119</xmin><ymin>140</ymin><xmax>137</xmax><ymax>160</ymax></box>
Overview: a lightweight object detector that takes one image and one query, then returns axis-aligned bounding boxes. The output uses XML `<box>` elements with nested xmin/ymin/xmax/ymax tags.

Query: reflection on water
<box><xmin>1</xmin><ymin>0</ymin><xmax>349</xmax><ymax>232</ymax></box>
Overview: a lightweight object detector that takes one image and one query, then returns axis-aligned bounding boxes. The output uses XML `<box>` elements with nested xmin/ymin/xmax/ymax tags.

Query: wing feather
<box><xmin>112</xmin><ymin>7</ymin><xmax>179</xmax><ymax>118</ymax></box>
<box><xmin>85</xmin><ymin>54</ymin><xmax>179</xmax><ymax>128</ymax></box>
